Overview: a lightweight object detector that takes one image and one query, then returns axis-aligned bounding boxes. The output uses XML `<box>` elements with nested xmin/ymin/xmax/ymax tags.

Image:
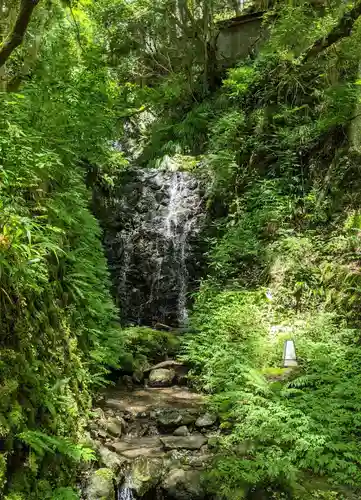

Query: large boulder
<box><xmin>105</xmin><ymin>417</ymin><xmax>125</xmax><ymax>438</ymax></box>
<box><xmin>156</xmin><ymin>408</ymin><xmax>199</xmax><ymax>427</ymax></box>
<box><xmin>129</xmin><ymin>457</ymin><xmax>163</xmax><ymax>496</ymax></box>
<box><xmin>148</xmin><ymin>368</ymin><xmax>176</xmax><ymax>387</ymax></box>
<box><xmin>162</xmin><ymin>468</ymin><xmax>205</xmax><ymax>499</ymax></box>
<box><xmin>85</xmin><ymin>468</ymin><xmax>115</xmax><ymax>500</ymax></box>
<box><xmin>145</xmin><ymin>360</ymin><xmax>188</xmax><ymax>383</ymax></box>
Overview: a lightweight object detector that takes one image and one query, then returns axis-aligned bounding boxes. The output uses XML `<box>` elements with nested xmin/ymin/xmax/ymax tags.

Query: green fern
<box><xmin>18</xmin><ymin>431</ymin><xmax>95</xmax><ymax>462</ymax></box>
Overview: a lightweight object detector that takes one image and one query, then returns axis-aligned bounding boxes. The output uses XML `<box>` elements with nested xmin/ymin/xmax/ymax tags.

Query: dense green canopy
<box><xmin>2</xmin><ymin>0</ymin><xmax>361</xmax><ymax>498</ymax></box>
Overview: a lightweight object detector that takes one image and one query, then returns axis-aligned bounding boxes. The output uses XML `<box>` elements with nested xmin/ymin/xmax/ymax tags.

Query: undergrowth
<box><xmin>149</xmin><ymin>1</ymin><xmax>361</xmax><ymax>498</ymax></box>
<box><xmin>0</xmin><ymin>7</ymin><xmax>125</xmax><ymax>499</ymax></box>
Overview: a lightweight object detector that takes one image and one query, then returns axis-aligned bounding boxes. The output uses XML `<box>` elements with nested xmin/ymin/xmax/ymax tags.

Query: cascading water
<box><xmin>118</xmin><ymin>485</ymin><xmax>134</xmax><ymax>500</ymax></box>
<box><xmin>157</xmin><ymin>171</ymin><xmax>202</xmax><ymax>324</ymax></box>
<box><xmin>117</xmin><ymin>474</ymin><xmax>135</xmax><ymax>500</ymax></box>
<box><xmin>99</xmin><ymin>167</ymin><xmax>204</xmax><ymax>326</ymax></box>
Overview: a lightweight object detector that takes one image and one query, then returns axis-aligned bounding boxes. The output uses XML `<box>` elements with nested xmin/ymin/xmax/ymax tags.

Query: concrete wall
<box><xmin>216</xmin><ymin>13</ymin><xmax>265</xmax><ymax>64</ymax></box>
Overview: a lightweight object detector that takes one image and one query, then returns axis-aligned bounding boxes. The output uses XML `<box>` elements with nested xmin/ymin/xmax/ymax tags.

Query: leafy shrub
<box><xmin>0</xmin><ymin>7</ymin><xmax>124</xmax><ymax>498</ymax></box>
<box><xmin>183</xmin><ymin>289</ymin><xmax>270</xmax><ymax>393</ymax></box>
<box><xmin>122</xmin><ymin>327</ymin><xmax>180</xmax><ymax>371</ymax></box>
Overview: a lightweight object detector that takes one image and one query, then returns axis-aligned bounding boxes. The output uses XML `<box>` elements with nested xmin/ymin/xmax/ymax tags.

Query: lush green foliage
<box><xmin>0</xmin><ymin>3</ymin><xmax>125</xmax><ymax>498</ymax></box>
<box><xmin>121</xmin><ymin>326</ymin><xmax>180</xmax><ymax>372</ymax></box>
<box><xmin>5</xmin><ymin>0</ymin><xmax>361</xmax><ymax>498</ymax></box>
<box><xmin>152</xmin><ymin>1</ymin><xmax>361</xmax><ymax>498</ymax></box>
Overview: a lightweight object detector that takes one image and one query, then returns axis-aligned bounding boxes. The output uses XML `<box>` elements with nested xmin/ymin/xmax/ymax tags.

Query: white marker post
<box><xmin>283</xmin><ymin>340</ymin><xmax>298</xmax><ymax>367</ymax></box>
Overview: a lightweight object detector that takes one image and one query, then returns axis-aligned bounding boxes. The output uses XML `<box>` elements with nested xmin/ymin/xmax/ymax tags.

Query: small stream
<box><xmin>90</xmin><ymin>165</ymin><xmax>209</xmax><ymax>500</ymax></box>
<box><xmin>117</xmin><ymin>473</ymin><xmax>135</xmax><ymax>500</ymax></box>
<box><xmin>118</xmin><ymin>486</ymin><xmax>134</xmax><ymax>500</ymax></box>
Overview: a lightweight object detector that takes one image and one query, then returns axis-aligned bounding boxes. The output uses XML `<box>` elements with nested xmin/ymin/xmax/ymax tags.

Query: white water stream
<box><xmin>118</xmin><ymin>473</ymin><xmax>135</xmax><ymax>500</ymax></box>
<box><xmin>118</xmin><ymin>486</ymin><xmax>134</xmax><ymax>500</ymax></box>
<box><xmin>159</xmin><ymin>171</ymin><xmax>202</xmax><ymax>323</ymax></box>
<box><xmin>116</xmin><ymin>168</ymin><xmax>203</xmax><ymax>325</ymax></box>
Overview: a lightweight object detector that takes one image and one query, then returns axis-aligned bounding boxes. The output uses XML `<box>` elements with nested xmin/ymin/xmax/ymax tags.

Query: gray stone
<box><xmin>85</xmin><ymin>468</ymin><xmax>115</xmax><ymax>500</ymax></box>
<box><xmin>97</xmin><ymin>444</ymin><xmax>125</xmax><ymax>473</ymax></box>
<box><xmin>157</xmin><ymin>410</ymin><xmax>183</xmax><ymax>427</ymax></box>
<box><xmin>173</xmin><ymin>426</ymin><xmax>189</xmax><ymax>437</ymax></box>
<box><xmin>145</xmin><ymin>360</ymin><xmax>184</xmax><ymax>372</ymax></box>
<box><xmin>105</xmin><ymin>417</ymin><xmax>124</xmax><ymax>438</ymax></box>
<box><xmin>130</xmin><ymin>457</ymin><xmax>163</xmax><ymax>496</ymax></box>
<box><xmin>160</xmin><ymin>435</ymin><xmax>207</xmax><ymax>450</ymax></box>
<box><xmin>156</xmin><ymin>408</ymin><xmax>199</xmax><ymax>427</ymax></box>
<box><xmin>109</xmin><ymin>436</ymin><xmax>162</xmax><ymax>453</ymax></box>
<box><xmin>162</xmin><ymin>468</ymin><xmax>205</xmax><ymax>499</ymax></box>
<box><xmin>195</xmin><ymin>413</ymin><xmax>217</xmax><ymax>428</ymax></box>
<box><xmin>148</xmin><ymin>368</ymin><xmax>176</xmax><ymax>387</ymax></box>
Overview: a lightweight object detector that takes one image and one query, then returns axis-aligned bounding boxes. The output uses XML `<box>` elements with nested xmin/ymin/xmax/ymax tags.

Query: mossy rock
<box><xmin>85</xmin><ymin>468</ymin><xmax>115</xmax><ymax>500</ymax></box>
<box><xmin>130</xmin><ymin>457</ymin><xmax>163</xmax><ymax>496</ymax></box>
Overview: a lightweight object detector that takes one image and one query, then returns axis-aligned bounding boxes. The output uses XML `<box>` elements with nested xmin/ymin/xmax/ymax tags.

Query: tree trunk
<box><xmin>0</xmin><ymin>0</ymin><xmax>41</xmax><ymax>69</ymax></box>
<box><xmin>301</xmin><ymin>0</ymin><xmax>361</xmax><ymax>62</ymax></box>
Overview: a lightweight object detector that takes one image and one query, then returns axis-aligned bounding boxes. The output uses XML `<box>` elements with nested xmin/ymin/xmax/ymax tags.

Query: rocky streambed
<box><xmin>82</xmin><ymin>362</ymin><xmax>220</xmax><ymax>499</ymax></box>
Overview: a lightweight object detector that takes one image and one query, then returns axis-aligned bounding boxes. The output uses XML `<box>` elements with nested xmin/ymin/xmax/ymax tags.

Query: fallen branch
<box><xmin>301</xmin><ymin>0</ymin><xmax>361</xmax><ymax>62</ymax></box>
<box><xmin>0</xmin><ymin>0</ymin><xmax>41</xmax><ymax>69</ymax></box>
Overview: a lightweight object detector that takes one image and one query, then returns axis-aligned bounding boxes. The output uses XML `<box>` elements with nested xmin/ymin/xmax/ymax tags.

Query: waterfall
<box><xmin>102</xmin><ymin>168</ymin><xmax>204</xmax><ymax>326</ymax></box>
<box><xmin>118</xmin><ymin>485</ymin><xmax>134</xmax><ymax>500</ymax></box>
<box><xmin>157</xmin><ymin>171</ymin><xmax>202</xmax><ymax>324</ymax></box>
<box><xmin>117</xmin><ymin>474</ymin><xmax>135</xmax><ymax>500</ymax></box>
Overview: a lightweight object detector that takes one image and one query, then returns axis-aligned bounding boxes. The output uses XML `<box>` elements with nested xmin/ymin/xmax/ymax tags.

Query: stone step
<box><xmin>109</xmin><ymin>436</ymin><xmax>162</xmax><ymax>452</ymax></box>
<box><xmin>104</xmin><ymin>386</ymin><xmax>204</xmax><ymax>416</ymax></box>
<box><xmin>160</xmin><ymin>435</ymin><xmax>207</xmax><ymax>450</ymax></box>
<box><xmin>106</xmin><ymin>433</ymin><xmax>208</xmax><ymax>458</ymax></box>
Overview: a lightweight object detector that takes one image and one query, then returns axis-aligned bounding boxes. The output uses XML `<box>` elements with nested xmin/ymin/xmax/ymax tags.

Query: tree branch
<box><xmin>301</xmin><ymin>0</ymin><xmax>361</xmax><ymax>62</ymax></box>
<box><xmin>0</xmin><ymin>0</ymin><xmax>41</xmax><ymax>69</ymax></box>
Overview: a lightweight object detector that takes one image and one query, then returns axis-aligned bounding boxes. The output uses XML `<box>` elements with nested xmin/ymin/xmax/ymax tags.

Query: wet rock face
<box><xmin>95</xmin><ymin>168</ymin><xmax>205</xmax><ymax>326</ymax></box>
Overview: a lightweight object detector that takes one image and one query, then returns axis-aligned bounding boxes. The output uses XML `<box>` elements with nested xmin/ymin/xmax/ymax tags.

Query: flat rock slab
<box><xmin>160</xmin><ymin>435</ymin><xmax>207</xmax><ymax>450</ymax></box>
<box><xmin>104</xmin><ymin>387</ymin><xmax>204</xmax><ymax>415</ymax></box>
<box><xmin>109</xmin><ymin>436</ymin><xmax>162</xmax><ymax>453</ymax></box>
<box><xmin>120</xmin><ymin>447</ymin><xmax>165</xmax><ymax>459</ymax></box>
